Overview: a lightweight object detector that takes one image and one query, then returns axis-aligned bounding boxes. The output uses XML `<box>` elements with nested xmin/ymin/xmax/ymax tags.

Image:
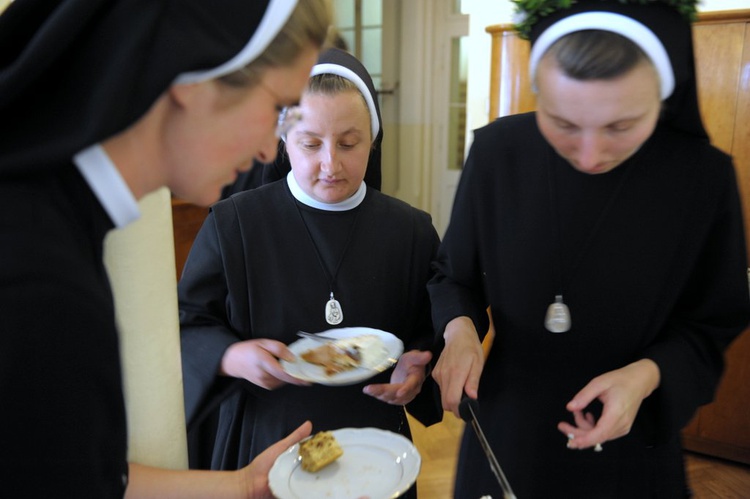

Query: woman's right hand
<box><xmin>432</xmin><ymin>316</ymin><xmax>485</xmax><ymax>417</ymax></box>
<box><xmin>126</xmin><ymin>422</ymin><xmax>314</xmax><ymax>499</ymax></box>
<box><xmin>239</xmin><ymin>420</ymin><xmax>313</xmax><ymax>498</ymax></box>
<box><xmin>221</xmin><ymin>339</ymin><xmax>311</xmax><ymax>389</ymax></box>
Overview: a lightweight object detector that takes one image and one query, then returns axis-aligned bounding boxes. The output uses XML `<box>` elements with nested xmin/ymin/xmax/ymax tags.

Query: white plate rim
<box><xmin>268</xmin><ymin>427</ymin><xmax>421</xmax><ymax>499</ymax></box>
<box><xmin>281</xmin><ymin>327</ymin><xmax>404</xmax><ymax>386</ymax></box>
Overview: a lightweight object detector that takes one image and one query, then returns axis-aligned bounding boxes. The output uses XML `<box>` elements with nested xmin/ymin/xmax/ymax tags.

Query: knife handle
<box><xmin>458</xmin><ymin>396</ymin><xmax>479</xmax><ymax>423</ymax></box>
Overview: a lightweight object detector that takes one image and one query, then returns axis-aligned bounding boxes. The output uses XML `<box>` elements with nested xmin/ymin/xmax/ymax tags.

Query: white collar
<box><xmin>286</xmin><ymin>172</ymin><xmax>366</xmax><ymax>211</ymax></box>
<box><xmin>73</xmin><ymin>144</ymin><xmax>141</xmax><ymax>228</ymax></box>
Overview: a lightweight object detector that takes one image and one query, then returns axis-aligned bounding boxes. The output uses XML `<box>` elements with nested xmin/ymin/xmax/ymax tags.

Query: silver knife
<box><xmin>459</xmin><ymin>397</ymin><xmax>518</xmax><ymax>499</ymax></box>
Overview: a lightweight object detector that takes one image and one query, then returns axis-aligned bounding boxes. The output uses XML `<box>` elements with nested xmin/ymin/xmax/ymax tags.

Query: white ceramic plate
<box><xmin>269</xmin><ymin>427</ymin><xmax>421</xmax><ymax>499</ymax></box>
<box><xmin>281</xmin><ymin>327</ymin><xmax>403</xmax><ymax>386</ymax></box>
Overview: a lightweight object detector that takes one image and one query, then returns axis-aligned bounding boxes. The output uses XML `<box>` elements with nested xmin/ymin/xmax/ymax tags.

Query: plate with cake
<box><xmin>281</xmin><ymin>327</ymin><xmax>403</xmax><ymax>386</ymax></box>
<box><xmin>269</xmin><ymin>428</ymin><xmax>421</xmax><ymax>499</ymax></box>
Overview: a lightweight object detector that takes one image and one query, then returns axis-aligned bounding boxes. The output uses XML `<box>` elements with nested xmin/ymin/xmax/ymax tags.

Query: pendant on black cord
<box><xmin>545</xmin><ymin>295</ymin><xmax>571</xmax><ymax>333</ymax></box>
<box><xmin>325</xmin><ymin>292</ymin><xmax>343</xmax><ymax>325</ymax></box>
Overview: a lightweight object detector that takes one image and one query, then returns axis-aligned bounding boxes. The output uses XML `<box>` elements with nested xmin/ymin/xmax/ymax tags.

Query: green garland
<box><xmin>511</xmin><ymin>0</ymin><xmax>700</xmax><ymax>40</ymax></box>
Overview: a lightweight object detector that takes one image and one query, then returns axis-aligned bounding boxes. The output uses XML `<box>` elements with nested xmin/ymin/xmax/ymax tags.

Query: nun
<box><xmin>0</xmin><ymin>1</ymin><xmax>331</xmax><ymax>497</ymax></box>
<box><xmin>178</xmin><ymin>48</ymin><xmax>442</xmax><ymax>498</ymax></box>
<box><xmin>428</xmin><ymin>1</ymin><xmax>750</xmax><ymax>497</ymax></box>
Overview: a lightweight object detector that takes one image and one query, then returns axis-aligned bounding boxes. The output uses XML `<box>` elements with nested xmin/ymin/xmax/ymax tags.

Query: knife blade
<box><xmin>459</xmin><ymin>397</ymin><xmax>518</xmax><ymax>499</ymax></box>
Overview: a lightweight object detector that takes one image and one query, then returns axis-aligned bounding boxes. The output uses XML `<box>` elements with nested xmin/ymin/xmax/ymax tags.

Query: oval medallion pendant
<box><xmin>545</xmin><ymin>295</ymin><xmax>571</xmax><ymax>333</ymax></box>
<box><xmin>325</xmin><ymin>294</ymin><xmax>343</xmax><ymax>325</ymax></box>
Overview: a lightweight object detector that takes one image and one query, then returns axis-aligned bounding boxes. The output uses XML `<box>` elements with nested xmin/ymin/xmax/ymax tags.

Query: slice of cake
<box><xmin>299</xmin><ymin>431</ymin><xmax>344</xmax><ymax>472</ymax></box>
<box><xmin>300</xmin><ymin>342</ymin><xmax>362</xmax><ymax>376</ymax></box>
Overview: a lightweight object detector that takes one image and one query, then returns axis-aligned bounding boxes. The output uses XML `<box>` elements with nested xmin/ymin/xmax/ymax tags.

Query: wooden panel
<box><xmin>485</xmin><ymin>24</ymin><xmax>535</xmax><ymax>120</ymax></box>
<box><xmin>735</xmin><ymin>24</ymin><xmax>750</xmax><ymax>260</ymax></box>
<box><xmin>684</xmin><ymin>331</ymin><xmax>750</xmax><ymax>464</ymax></box>
<box><xmin>683</xmin><ymin>12</ymin><xmax>750</xmax><ymax>465</ymax></box>
<box><xmin>693</xmin><ymin>22</ymin><xmax>743</xmax><ymax>154</ymax></box>
<box><xmin>171</xmin><ymin>198</ymin><xmax>209</xmax><ymax>279</ymax></box>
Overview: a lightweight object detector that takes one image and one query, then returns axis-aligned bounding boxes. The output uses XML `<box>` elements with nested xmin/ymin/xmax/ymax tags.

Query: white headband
<box><xmin>173</xmin><ymin>0</ymin><xmax>296</xmax><ymax>84</ymax></box>
<box><xmin>310</xmin><ymin>63</ymin><xmax>380</xmax><ymax>142</ymax></box>
<box><xmin>529</xmin><ymin>11</ymin><xmax>674</xmax><ymax>99</ymax></box>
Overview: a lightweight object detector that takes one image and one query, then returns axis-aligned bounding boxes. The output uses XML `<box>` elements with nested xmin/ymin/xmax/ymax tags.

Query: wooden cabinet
<box><xmin>486</xmin><ymin>24</ymin><xmax>535</xmax><ymax>119</ymax></box>
<box><xmin>171</xmin><ymin>198</ymin><xmax>209</xmax><ymax>279</ymax></box>
<box><xmin>486</xmin><ymin>10</ymin><xmax>750</xmax><ymax>465</ymax></box>
<box><xmin>681</xmin><ymin>10</ymin><xmax>750</xmax><ymax>465</ymax></box>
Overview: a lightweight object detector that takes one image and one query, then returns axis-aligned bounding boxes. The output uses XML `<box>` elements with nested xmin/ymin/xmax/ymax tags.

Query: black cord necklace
<box><xmin>545</xmin><ymin>153</ymin><xmax>637</xmax><ymax>333</ymax></box>
<box><xmin>293</xmin><ymin>200</ymin><xmax>361</xmax><ymax>325</ymax></box>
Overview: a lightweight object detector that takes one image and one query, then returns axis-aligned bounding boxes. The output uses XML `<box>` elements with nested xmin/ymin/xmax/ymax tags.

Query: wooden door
<box><xmin>171</xmin><ymin>198</ymin><xmax>209</xmax><ymax>279</ymax></box>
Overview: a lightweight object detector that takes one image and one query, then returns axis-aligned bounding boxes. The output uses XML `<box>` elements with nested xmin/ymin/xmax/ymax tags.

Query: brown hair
<box><xmin>545</xmin><ymin>30</ymin><xmax>650</xmax><ymax>81</ymax></box>
<box><xmin>306</xmin><ymin>73</ymin><xmax>372</xmax><ymax>141</ymax></box>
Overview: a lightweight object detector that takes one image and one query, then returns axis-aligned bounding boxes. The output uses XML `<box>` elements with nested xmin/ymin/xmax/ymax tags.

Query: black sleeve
<box><xmin>178</xmin><ymin>211</ymin><xmax>241</xmax><ymax>428</ymax></box>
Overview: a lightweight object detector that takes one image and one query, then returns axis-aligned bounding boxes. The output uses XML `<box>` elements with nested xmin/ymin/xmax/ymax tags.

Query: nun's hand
<box><xmin>221</xmin><ymin>339</ymin><xmax>311</xmax><ymax>389</ymax></box>
<box><xmin>559</xmin><ymin>358</ymin><xmax>660</xmax><ymax>450</ymax></box>
<box><xmin>432</xmin><ymin>316</ymin><xmax>484</xmax><ymax>418</ymax></box>
<box><xmin>239</xmin><ymin>421</ymin><xmax>313</xmax><ymax>498</ymax></box>
<box><xmin>362</xmin><ymin>350</ymin><xmax>432</xmax><ymax>405</ymax></box>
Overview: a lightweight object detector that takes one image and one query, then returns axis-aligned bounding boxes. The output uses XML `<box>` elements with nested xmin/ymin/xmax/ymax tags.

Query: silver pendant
<box><xmin>325</xmin><ymin>292</ymin><xmax>343</xmax><ymax>325</ymax></box>
<box><xmin>545</xmin><ymin>295</ymin><xmax>571</xmax><ymax>333</ymax></box>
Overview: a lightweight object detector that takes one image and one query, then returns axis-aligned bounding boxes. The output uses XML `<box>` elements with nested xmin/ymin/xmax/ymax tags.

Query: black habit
<box><xmin>0</xmin><ymin>0</ymin><xmax>298</xmax><ymax>495</ymax></box>
<box><xmin>428</xmin><ymin>113</ymin><xmax>750</xmax><ymax>498</ymax></box>
<box><xmin>179</xmin><ymin>180</ymin><xmax>442</xmax><ymax>472</ymax></box>
<box><xmin>0</xmin><ymin>167</ymin><xmax>126</xmax><ymax>496</ymax></box>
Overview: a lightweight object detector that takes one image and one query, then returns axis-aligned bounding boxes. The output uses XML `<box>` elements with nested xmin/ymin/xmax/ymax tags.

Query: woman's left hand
<box><xmin>559</xmin><ymin>358</ymin><xmax>660</xmax><ymax>450</ymax></box>
<box><xmin>362</xmin><ymin>350</ymin><xmax>432</xmax><ymax>405</ymax></box>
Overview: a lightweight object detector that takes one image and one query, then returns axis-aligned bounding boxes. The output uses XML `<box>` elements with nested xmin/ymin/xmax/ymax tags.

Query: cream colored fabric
<box><xmin>104</xmin><ymin>188</ymin><xmax>188</xmax><ymax>469</ymax></box>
